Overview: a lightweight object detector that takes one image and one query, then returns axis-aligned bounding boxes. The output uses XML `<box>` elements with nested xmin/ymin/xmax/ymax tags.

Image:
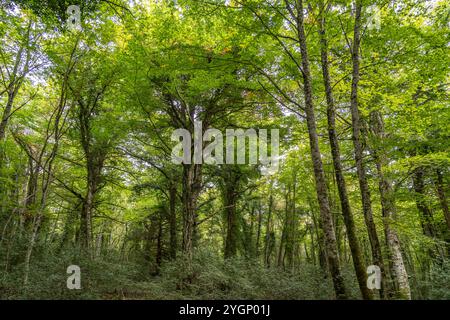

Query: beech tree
<box><xmin>0</xmin><ymin>0</ymin><xmax>448</xmax><ymax>300</ymax></box>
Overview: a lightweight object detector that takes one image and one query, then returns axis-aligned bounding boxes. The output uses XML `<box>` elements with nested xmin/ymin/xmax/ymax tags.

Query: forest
<box><xmin>0</xmin><ymin>0</ymin><xmax>448</xmax><ymax>300</ymax></box>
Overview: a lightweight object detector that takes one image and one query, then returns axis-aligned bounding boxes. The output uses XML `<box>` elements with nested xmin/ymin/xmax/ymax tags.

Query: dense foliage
<box><xmin>0</xmin><ymin>0</ymin><xmax>448</xmax><ymax>300</ymax></box>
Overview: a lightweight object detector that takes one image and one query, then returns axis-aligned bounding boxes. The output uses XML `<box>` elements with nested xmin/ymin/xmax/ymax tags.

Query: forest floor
<box><xmin>1</xmin><ymin>249</ymin><xmax>449</xmax><ymax>300</ymax></box>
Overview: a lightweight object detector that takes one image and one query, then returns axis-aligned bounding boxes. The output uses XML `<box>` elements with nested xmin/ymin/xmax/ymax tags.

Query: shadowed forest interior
<box><xmin>0</xmin><ymin>0</ymin><xmax>449</xmax><ymax>300</ymax></box>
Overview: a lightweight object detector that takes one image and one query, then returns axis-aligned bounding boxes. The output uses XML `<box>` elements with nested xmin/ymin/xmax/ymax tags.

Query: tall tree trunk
<box><xmin>278</xmin><ymin>187</ymin><xmax>289</xmax><ymax>268</ymax></box>
<box><xmin>256</xmin><ymin>200</ymin><xmax>262</xmax><ymax>258</ymax></box>
<box><xmin>296</xmin><ymin>0</ymin><xmax>347</xmax><ymax>299</ymax></box>
<box><xmin>79</xmin><ymin>155</ymin><xmax>104</xmax><ymax>251</ymax></box>
<box><xmin>435</xmin><ymin>169</ymin><xmax>450</xmax><ymax>230</ymax></box>
<box><xmin>0</xmin><ymin>90</ymin><xmax>16</xmax><ymax>141</ymax></box>
<box><xmin>77</xmin><ymin>108</ymin><xmax>106</xmax><ymax>251</ymax></box>
<box><xmin>249</xmin><ymin>203</ymin><xmax>256</xmax><ymax>258</ymax></box>
<box><xmin>155</xmin><ymin>212</ymin><xmax>163</xmax><ymax>273</ymax></box>
<box><xmin>80</xmin><ymin>178</ymin><xmax>95</xmax><ymax>250</ymax></box>
<box><xmin>286</xmin><ymin>181</ymin><xmax>296</xmax><ymax>270</ymax></box>
<box><xmin>95</xmin><ymin>225</ymin><xmax>103</xmax><ymax>258</ymax></box>
<box><xmin>22</xmin><ymin>157</ymin><xmax>38</xmax><ymax>231</ymax></box>
<box><xmin>169</xmin><ymin>182</ymin><xmax>177</xmax><ymax>259</ymax></box>
<box><xmin>221</xmin><ymin>166</ymin><xmax>242</xmax><ymax>259</ymax></box>
<box><xmin>23</xmin><ymin>213</ymin><xmax>42</xmax><ymax>285</ymax></box>
<box><xmin>370</xmin><ymin>111</ymin><xmax>411</xmax><ymax>299</ymax></box>
<box><xmin>412</xmin><ymin>167</ymin><xmax>435</xmax><ymax>237</ymax></box>
<box><xmin>308</xmin><ymin>197</ymin><xmax>327</xmax><ymax>271</ymax></box>
<box><xmin>318</xmin><ymin>1</ymin><xmax>372</xmax><ymax>300</ymax></box>
<box><xmin>264</xmin><ymin>192</ymin><xmax>274</xmax><ymax>267</ymax></box>
<box><xmin>0</xmin><ymin>41</ymin><xmax>28</xmax><ymax>141</ymax></box>
<box><xmin>224</xmin><ymin>186</ymin><xmax>238</xmax><ymax>259</ymax></box>
<box><xmin>23</xmin><ymin>158</ymin><xmax>54</xmax><ymax>285</ymax></box>
<box><xmin>350</xmin><ymin>0</ymin><xmax>386</xmax><ymax>298</ymax></box>
<box><xmin>181</xmin><ymin>163</ymin><xmax>202</xmax><ymax>258</ymax></box>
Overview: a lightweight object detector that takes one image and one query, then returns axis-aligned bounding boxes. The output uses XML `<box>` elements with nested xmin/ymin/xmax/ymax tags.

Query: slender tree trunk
<box><xmin>0</xmin><ymin>91</ymin><xmax>15</xmax><ymax>141</ymax></box>
<box><xmin>249</xmin><ymin>204</ymin><xmax>256</xmax><ymax>258</ymax></box>
<box><xmin>24</xmin><ymin>169</ymin><xmax>53</xmax><ymax>285</ymax></box>
<box><xmin>0</xmin><ymin>40</ymin><xmax>28</xmax><ymax>141</ymax></box>
<box><xmin>306</xmin><ymin>233</ymin><xmax>312</xmax><ymax>260</ymax></box>
<box><xmin>264</xmin><ymin>193</ymin><xmax>274</xmax><ymax>267</ymax></box>
<box><xmin>296</xmin><ymin>0</ymin><xmax>347</xmax><ymax>299</ymax></box>
<box><xmin>23</xmin><ymin>213</ymin><xmax>42</xmax><ymax>285</ymax></box>
<box><xmin>23</xmin><ymin>72</ymin><xmax>68</xmax><ymax>284</ymax></box>
<box><xmin>412</xmin><ymin>167</ymin><xmax>435</xmax><ymax>237</ymax></box>
<box><xmin>435</xmin><ymin>169</ymin><xmax>450</xmax><ymax>230</ymax></box>
<box><xmin>350</xmin><ymin>0</ymin><xmax>386</xmax><ymax>298</ymax></box>
<box><xmin>169</xmin><ymin>182</ymin><xmax>177</xmax><ymax>259</ymax></box>
<box><xmin>370</xmin><ymin>111</ymin><xmax>411</xmax><ymax>299</ymax></box>
<box><xmin>309</xmin><ymin>199</ymin><xmax>327</xmax><ymax>271</ymax></box>
<box><xmin>155</xmin><ymin>212</ymin><xmax>163</xmax><ymax>273</ymax></box>
<box><xmin>256</xmin><ymin>201</ymin><xmax>262</xmax><ymax>258</ymax></box>
<box><xmin>286</xmin><ymin>182</ymin><xmax>296</xmax><ymax>270</ymax></box>
<box><xmin>278</xmin><ymin>188</ymin><xmax>289</xmax><ymax>268</ymax></box>
<box><xmin>22</xmin><ymin>157</ymin><xmax>38</xmax><ymax>231</ymax></box>
<box><xmin>77</xmin><ymin>103</ymin><xmax>106</xmax><ymax>251</ymax></box>
<box><xmin>318</xmin><ymin>2</ymin><xmax>372</xmax><ymax>300</ymax></box>
<box><xmin>95</xmin><ymin>226</ymin><xmax>103</xmax><ymax>258</ymax></box>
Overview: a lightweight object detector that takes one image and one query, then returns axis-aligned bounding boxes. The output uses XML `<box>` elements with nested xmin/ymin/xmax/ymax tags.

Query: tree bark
<box><xmin>285</xmin><ymin>182</ymin><xmax>296</xmax><ymax>270</ymax></box>
<box><xmin>435</xmin><ymin>169</ymin><xmax>450</xmax><ymax>230</ymax></box>
<box><xmin>255</xmin><ymin>200</ymin><xmax>262</xmax><ymax>258</ymax></box>
<box><xmin>80</xmin><ymin>174</ymin><xmax>96</xmax><ymax>250</ymax></box>
<box><xmin>370</xmin><ymin>110</ymin><xmax>411</xmax><ymax>299</ymax></box>
<box><xmin>224</xmin><ymin>184</ymin><xmax>238</xmax><ymax>259</ymax></box>
<box><xmin>296</xmin><ymin>0</ymin><xmax>347</xmax><ymax>299</ymax></box>
<box><xmin>350</xmin><ymin>0</ymin><xmax>386</xmax><ymax>298</ymax></box>
<box><xmin>181</xmin><ymin>163</ymin><xmax>202</xmax><ymax>258</ymax></box>
<box><xmin>169</xmin><ymin>182</ymin><xmax>177</xmax><ymax>259</ymax></box>
<box><xmin>412</xmin><ymin>167</ymin><xmax>435</xmax><ymax>237</ymax></box>
<box><xmin>278</xmin><ymin>187</ymin><xmax>289</xmax><ymax>268</ymax></box>
<box><xmin>0</xmin><ymin>40</ymin><xmax>29</xmax><ymax>141</ymax></box>
<box><xmin>318</xmin><ymin>2</ymin><xmax>372</xmax><ymax>300</ymax></box>
<box><xmin>156</xmin><ymin>212</ymin><xmax>163</xmax><ymax>273</ymax></box>
<box><xmin>0</xmin><ymin>90</ymin><xmax>16</xmax><ymax>141</ymax></box>
<box><xmin>264</xmin><ymin>192</ymin><xmax>274</xmax><ymax>267</ymax></box>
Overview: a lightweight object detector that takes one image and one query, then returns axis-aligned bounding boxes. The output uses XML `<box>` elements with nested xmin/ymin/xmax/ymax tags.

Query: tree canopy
<box><xmin>0</xmin><ymin>0</ymin><xmax>448</xmax><ymax>300</ymax></box>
